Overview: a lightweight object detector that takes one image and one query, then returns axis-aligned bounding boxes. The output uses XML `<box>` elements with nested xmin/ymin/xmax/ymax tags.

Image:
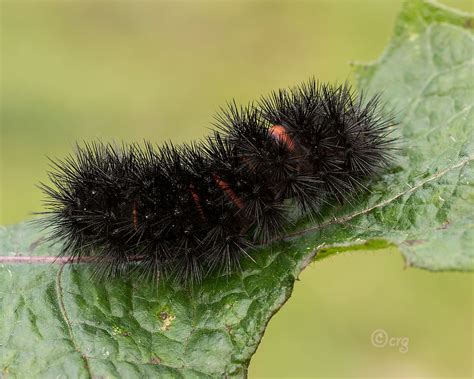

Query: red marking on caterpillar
<box><xmin>189</xmin><ymin>184</ymin><xmax>206</xmax><ymax>221</ymax></box>
<box><xmin>269</xmin><ymin>125</ymin><xmax>295</xmax><ymax>151</ymax></box>
<box><xmin>132</xmin><ymin>201</ymin><xmax>139</xmax><ymax>231</ymax></box>
<box><xmin>213</xmin><ymin>175</ymin><xmax>245</xmax><ymax>209</ymax></box>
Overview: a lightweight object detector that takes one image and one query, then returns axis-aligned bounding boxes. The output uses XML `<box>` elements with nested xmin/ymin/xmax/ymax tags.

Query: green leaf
<box><xmin>350</xmin><ymin>0</ymin><xmax>474</xmax><ymax>270</ymax></box>
<box><xmin>1</xmin><ymin>1</ymin><xmax>473</xmax><ymax>377</ymax></box>
<box><xmin>0</xmin><ymin>222</ymin><xmax>308</xmax><ymax>378</ymax></box>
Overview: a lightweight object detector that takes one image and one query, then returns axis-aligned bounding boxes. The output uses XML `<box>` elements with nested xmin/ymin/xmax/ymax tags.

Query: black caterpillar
<box><xmin>40</xmin><ymin>80</ymin><xmax>396</xmax><ymax>285</ymax></box>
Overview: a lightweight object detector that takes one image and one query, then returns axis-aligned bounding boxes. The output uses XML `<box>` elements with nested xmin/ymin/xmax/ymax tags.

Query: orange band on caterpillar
<box><xmin>269</xmin><ymin>125</ymin><xmax>295</xmax><ymax>151</ymax></box>
<box><xmin>213</xmin><ymin>175</ymin><xmax>245</xmax><ymax>209</ymax></box>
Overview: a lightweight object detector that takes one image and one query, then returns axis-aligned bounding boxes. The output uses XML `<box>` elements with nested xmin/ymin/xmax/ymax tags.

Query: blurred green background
<box><xmin>1</xmin><ymin>0</ymin><xmax>472</xmax><ymax>377</ymax></box>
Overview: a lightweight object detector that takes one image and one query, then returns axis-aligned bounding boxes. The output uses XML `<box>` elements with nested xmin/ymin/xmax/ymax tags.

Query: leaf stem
<box><xmin>0</xmin><ymin>256</ymin><xmax>145</xmax><ymax>264</ymax></box>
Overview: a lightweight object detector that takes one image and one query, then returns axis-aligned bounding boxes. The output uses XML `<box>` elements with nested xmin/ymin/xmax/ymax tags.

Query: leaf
<box><xmin>0</xmin><ymin>222</ymin><xmax>309</xmax><ymax>378</ymax></box>
<box><xmin>349</xmin><ymin>0</ymin><xmax>474</xmax><ymax>270</ymax></box>
<box><xmin>1</xmin><ymin>1</ymin><xmax>473</xmax><ymax>377</ymax></box>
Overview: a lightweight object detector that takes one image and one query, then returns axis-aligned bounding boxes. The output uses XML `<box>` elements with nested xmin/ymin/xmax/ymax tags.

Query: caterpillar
<box><xmin>39</xmin><ymin>79</ymin><xmax>396</xmax><ymax>285</ymax></box>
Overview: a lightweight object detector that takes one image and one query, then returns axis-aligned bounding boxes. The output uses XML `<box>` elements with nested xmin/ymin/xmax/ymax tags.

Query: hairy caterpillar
<box><xmin>39</xmin><ymin>79</ymin><xmax>396</xmax><ymax>285</ymax></box>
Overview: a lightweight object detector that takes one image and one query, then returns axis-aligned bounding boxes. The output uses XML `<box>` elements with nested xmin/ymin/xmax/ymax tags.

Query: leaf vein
<box><xmin>55</xmin><ymin>264</ymin><xmax>92</xmax><ymax>378</ymax></box>
<box><xmin>285</xmin><ymin>156</ymin><xmax>473</xmax><ymax>239</ymax></box>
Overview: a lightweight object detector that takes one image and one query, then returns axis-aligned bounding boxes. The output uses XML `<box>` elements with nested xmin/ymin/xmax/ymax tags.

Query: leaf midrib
<box><xmin>284</xmin><ymin>155</ymin><xmax>473</xmax><ymax>240</ymax></box>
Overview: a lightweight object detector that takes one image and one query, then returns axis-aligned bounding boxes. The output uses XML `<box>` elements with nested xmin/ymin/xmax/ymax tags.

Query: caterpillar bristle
<box><xmin>38</xmin><ymin>79</ymin><xmax>397</xmax><ymax>285</ymax></box>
